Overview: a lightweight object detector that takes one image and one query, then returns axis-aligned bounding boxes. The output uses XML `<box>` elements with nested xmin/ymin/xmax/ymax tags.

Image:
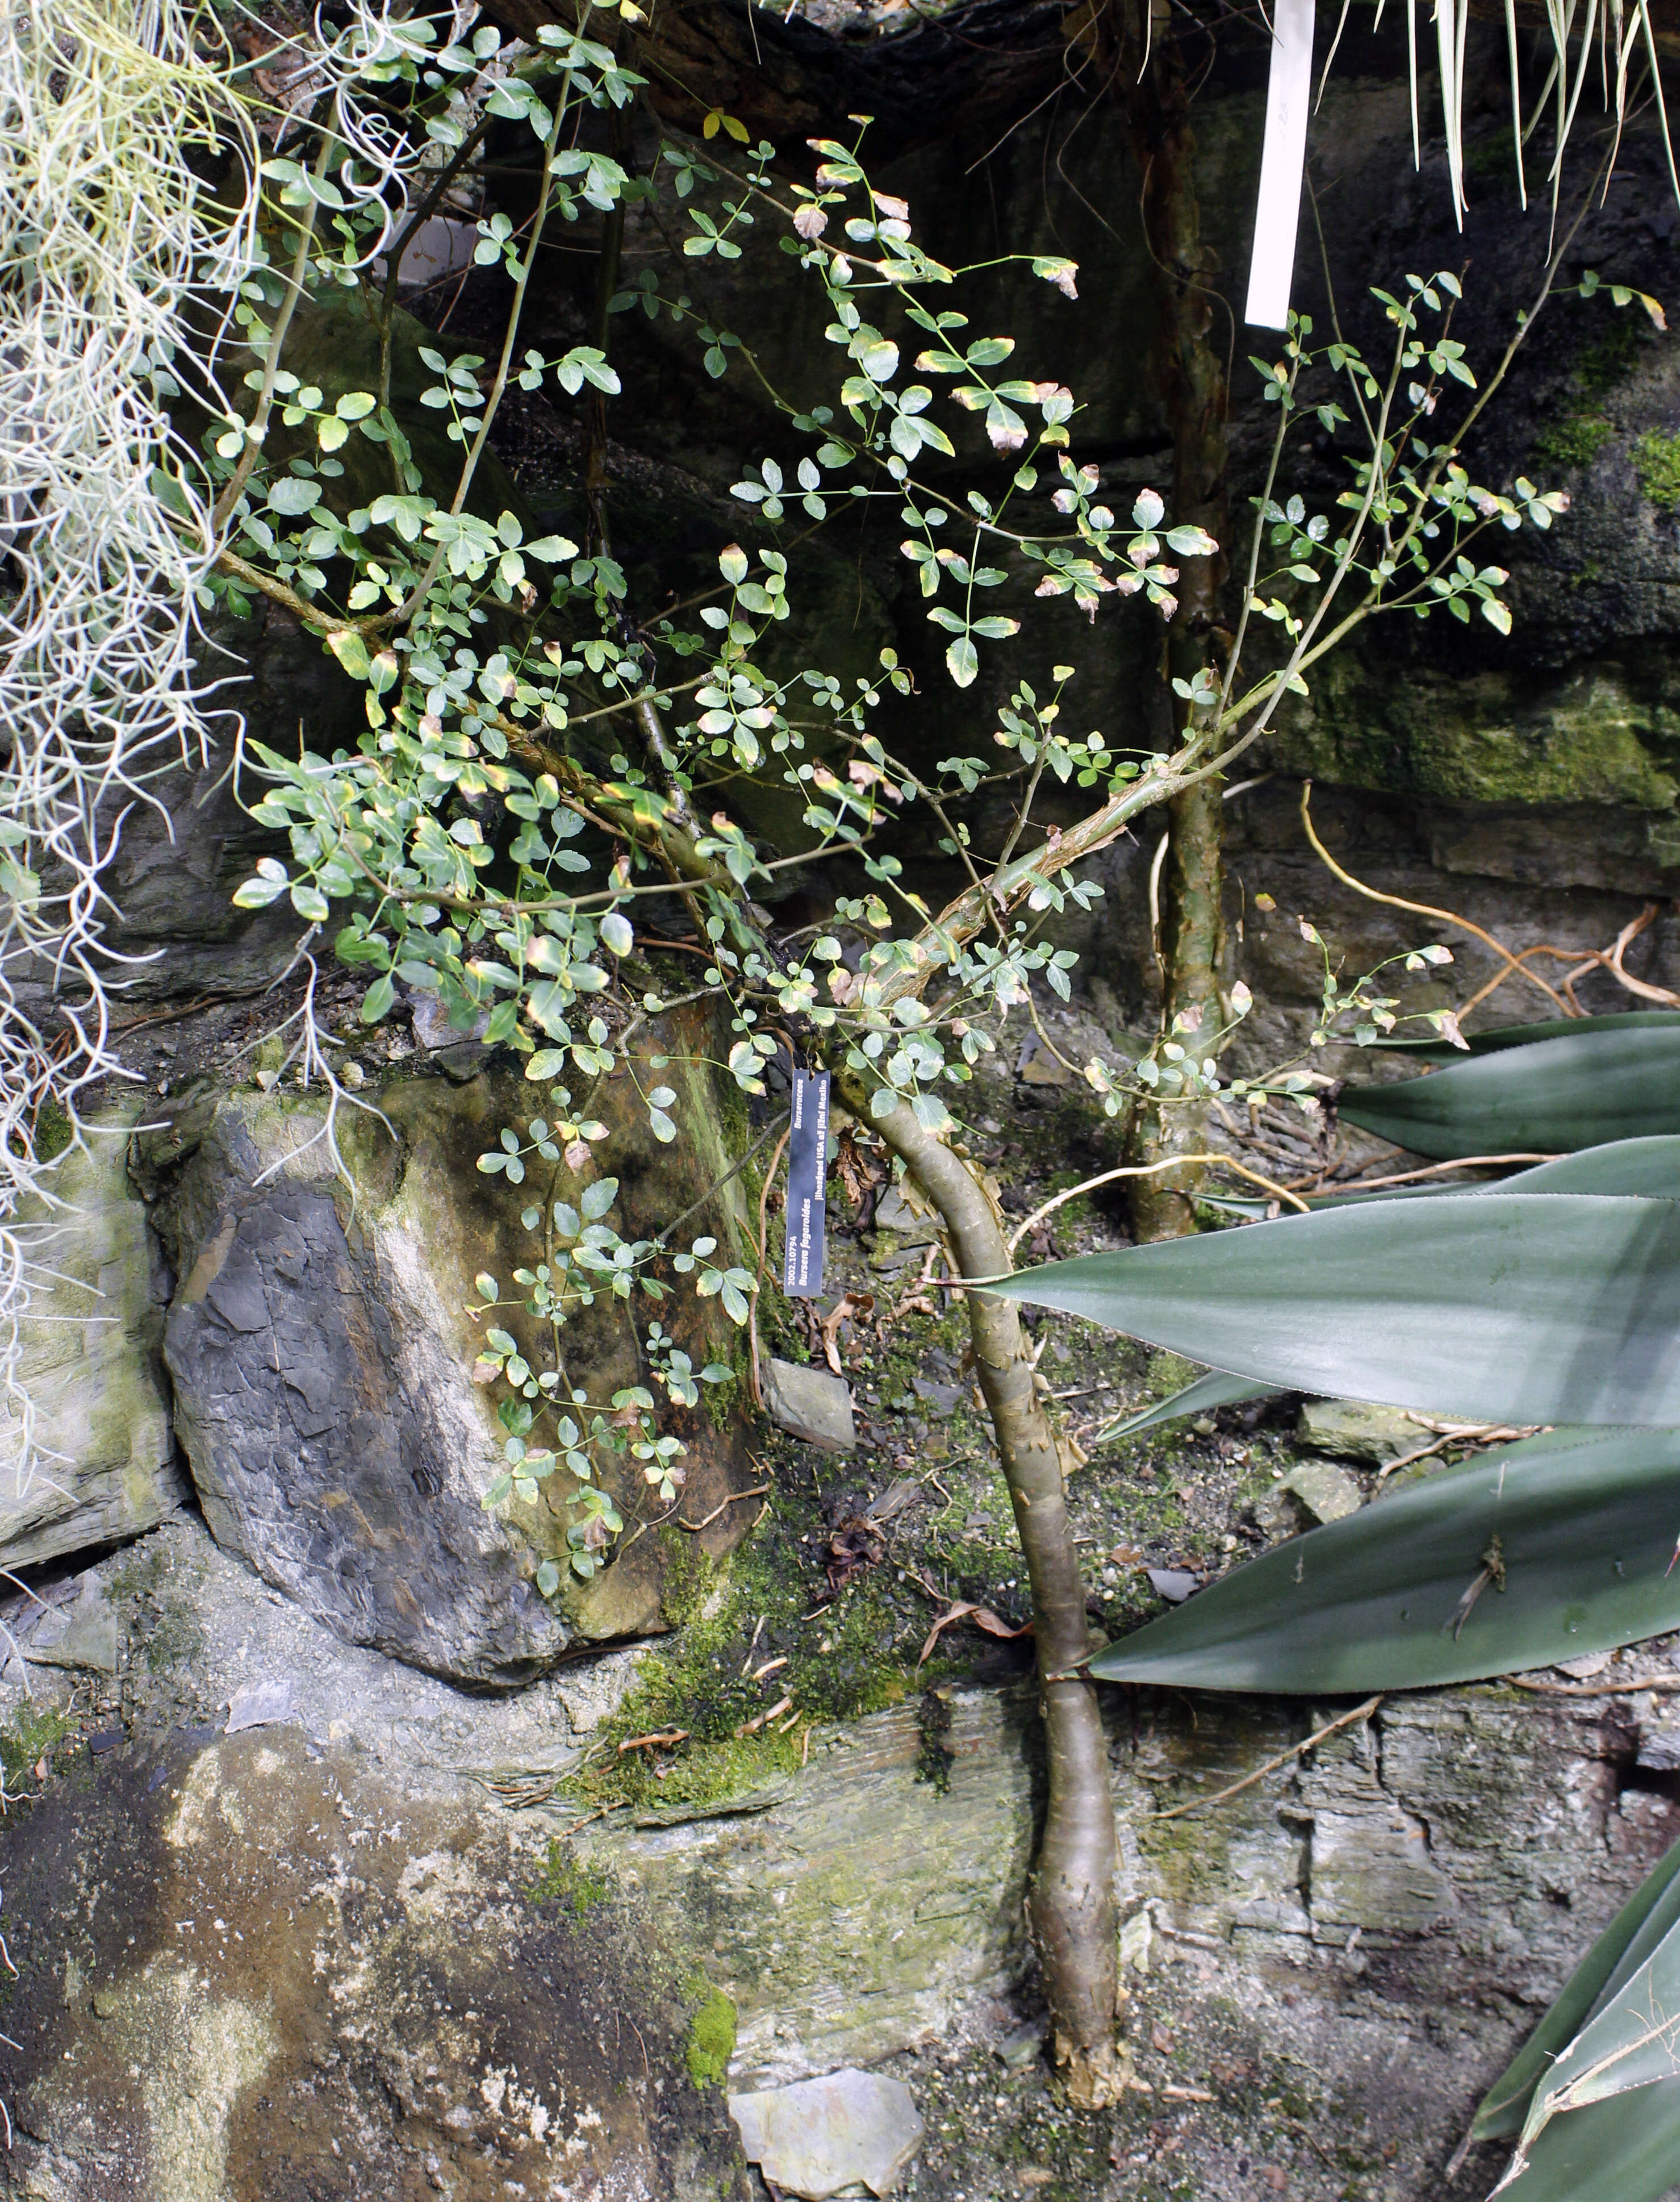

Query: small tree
<box><xmin>6</xmin><ymin>0</ymin><xmax>1632</xmax><ymax>2103</ymax></box>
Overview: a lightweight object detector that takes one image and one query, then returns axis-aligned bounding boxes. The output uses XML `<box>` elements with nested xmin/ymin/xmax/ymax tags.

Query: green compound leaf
<box><xmin>983</xmin><ymin>1190</ymin><xmax>1680</xmax><ymax>1428</ymax></box>
<box><xmin>1084</xmin><ymin>1426</ymin><xmax>1680</xmax><ymax>1694</ymax></box>
<box><xmin>1338</xmin><ymin>1020</ymin><xmax>1680</xmax><ymax>1158</ymax></box>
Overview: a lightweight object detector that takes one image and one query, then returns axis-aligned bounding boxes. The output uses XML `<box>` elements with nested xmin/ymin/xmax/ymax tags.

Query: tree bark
<box><xmin>843</xmin><ymin>1079</ymin><xmax>1121</xmax><ymax>2106</ymax></box>
<box><xmin>1117</xmin><ymin>0</ymin><xmax>1232</xmax><ymax>1243</ymax></box>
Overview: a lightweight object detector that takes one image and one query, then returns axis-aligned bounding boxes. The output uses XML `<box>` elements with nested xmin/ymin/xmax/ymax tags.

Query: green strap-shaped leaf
<box><xmin>1100</xmin><ymin>1367</ymin><xmax>1278</xmax><ymax>1441</ymax></box>
<box><xmin>1100</xmin><ymin>1150</ymin><xmax>1680</xmax><ymax>1437</ymax></box>
<box><xmin>1337</xmin><ymin>1025</ymin><xmax>1680</xmax><ymax>1159</ymax></box>
<box><xmin>1498</xmin><ymin>1872</ymin><xmax>1680</xmax><ymax>2196</ymax></box>
<box><xmin>1373</xmin><ymin>1010</ymin><xmax>1680</xmax><ymax>1063</ymax></box>
<box><xmin>1476</xmin><ymin>1836</ymin><xmax>1680</xmax><ymax>2142</ymax></box>
<box><xmin>1306</xmin><ymin>1137</ymin><xmax>1680</xmax><ymax>1209</ymax></box>
<box><xmin>1084</xmin><ymin>1427</ymin><xmax>1680</xmax><ymax>1693</ymax></box>
<box><xmin>1486</xmin><ymin>2087</ymin><xmax>1680</xmax><ymax>2202</ymax></box>
<box><xmin>984</xmin><ymin>1193</ymin><xmax>1680</xmax><ymax>1427</ymax></box>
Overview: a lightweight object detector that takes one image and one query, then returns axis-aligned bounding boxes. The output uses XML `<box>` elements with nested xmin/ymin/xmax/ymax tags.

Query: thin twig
<box><xmin>1005</xmin><ymin>1152</ymin><xmax>1309</xmax><ymax>1256</ymax></box>
<box><xmin>1305</xmin><ymin>1153</ymin><xmax>1557</xmax><ymax>1192</ymax></box>
<box><xmin>617</xmin><ymin>1729</ymin><xmax>688</xmax><ymax>1754</ymax></box>
<box><xmin>1300</xmin><ymin>785</ymin><xmax>1572</xmax><ymax>1013</ymax></box>
<box><xmin>1151</xmin><ymin>1696</ymin><xmax>1383</xmax><ymax>1821</ymax></box>
<box><xmin>678</xmin><ymin>1483</ymin><xmax>770</xmax><ymax>1533</ymax></box>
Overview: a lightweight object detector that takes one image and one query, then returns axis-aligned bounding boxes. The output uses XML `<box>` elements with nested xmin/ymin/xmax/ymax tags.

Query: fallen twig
<box><xmin>617</xmin><ymin>1729</ymin><xmax>688</xmax><ymax>1754</ymax></box>
<box><xmin>679</xmin><ymin>1483</ymin><xmax>771</xmax><ymax>1533</ymax></box>
<box><xmin>1377</xmin><ymin>1423</ymin><xmax>1535</xmax><ymax>1480</ymax></box>
<box><xmin>737</xmin><ymin>1694</ymin><xmax>792</xmax><ymax>1737</ymax></box>
<box><xmin>1151</xmin><ymin>1696</ymin><xmax>1384</xmax><ymax>1821</ymax></box>
<box><xmin>1301</xmin><ymin>782</ymin><xmax>1573</xmax><ymax>1014</ymax></box>
<box><xmin>1005</xmin><ymin>1152</ymin><xmax>1309</xmax><ymax>1254</ymax></box>
<box><xmin>917</xmin><ymin>1600</ymin><xmax>1032</xmax><ymax>1669</ymax></box>
<box><xmin>1297</xmin><ymin>1152</ymin><xmax>1556</xmax><ymax>1194</ymax></box>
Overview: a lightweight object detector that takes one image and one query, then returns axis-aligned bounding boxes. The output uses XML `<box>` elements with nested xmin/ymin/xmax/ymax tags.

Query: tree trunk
<box><xmin>1117</xmin><ymin>0</ymin><xmax>1232</xmax><ymax>1244</ymax></box>
<box><xmin>847</xmin><ymin>1081</ymin><xmax>1121</xmax><ymax>2106</ymax></box>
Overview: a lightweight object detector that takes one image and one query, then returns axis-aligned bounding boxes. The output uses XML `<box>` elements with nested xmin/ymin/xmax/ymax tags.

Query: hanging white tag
<box><xmin>1244</xmin><ymin>0</ymin><xmax>1317</xmax><ymax>331</ymax></box>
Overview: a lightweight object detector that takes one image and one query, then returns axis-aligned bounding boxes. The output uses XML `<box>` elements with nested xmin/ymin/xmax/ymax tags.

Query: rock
<box><xmin>728</xmin><ymin>2070</ymin><xmax>925</xmax><ymax>2199</ymax></box>
<box><xmin>764</xmin><ymin>1358</ymin><xmax>856</xmax><ymax>1450</ymax></box>
<box><xmin>1280</xmin><ymin>1461</ymin><xmax>1365</xmax><ymax>1525</ymax></box>
<box><xmin>27</xmin><ymin>1574</ymin><xmax>118</xmax><ymax>1676</ymax></box>
<box><xmin>996</xmin><ymin>2019</ymin><xmax>1050</xmax><ymax>2069</ymax></box>
<box><xmin>910</xmin><ymin>1377</ymin><xmax>964</xmax><ymax>1413</ymax></box>
<box><xmin>0</xmin><ymin>1723</ymin><xmax>751</xmax><ymax>2202</ymax></box>
<box><xmin>135</xmin><ymin>1033</ymin><xmax>761</xmax><ymax>1683</ymax></box>
<box><xmin>1554</xmin><ymin>1650</ymin><xmax>1615</xmax><ymax>1680</ymax></box>
<box><xmin>1298</xmin><ymin>1399</ymin><xmax>1423</xmax><ymax>1466</ymax></box>
<box><xmin>3</xmin><ymin>1120</ymin><xmax>188</xmax><ymax>1572</ymax></box>
<box><xmin>94</xmin><ymin>1515</ymin><xmax>633</xmax><ymax>1783</ymax></box>
<box><xmin>871</xmin><ymin>1185</ymin><xmax>937</xmax><ymax>1240</ymax></box>
<box><xmin>153</xmin><ymin>1098</ymin><xmax>565</xmax><ymax>1690</ymax></box>
<box><xmin>10</xmin><ymin>1510</ymin><xmax>1680</xmax><ymax>2200</ymax></box>
<box><xmin>1146</xmin><ymin>1569</ymin><xmax>1200</xmax><ymax>1603</ymax></box>
<box><xmin>409</xmin><ymin>990</ymin><xmax>490</xmax><ymax>1050</ymax></box>
<box><xmin>224</xmin><ymin>1678</ymin><xmax>300</xmax><ymax>1734</ymax></box>
<box><xmin>40</xmin><ymin>618</ymin><xmax>365</xmax><ymax>1004</ymax></box>
<box><xmin>1015</xmin><ymin>1040</ymin><xmax>1072</xmax><ymax>1088</ymax></box>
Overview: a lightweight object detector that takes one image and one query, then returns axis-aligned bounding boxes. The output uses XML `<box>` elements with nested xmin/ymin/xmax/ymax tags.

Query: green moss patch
<box><xmin>684</xmin><ymin>1987</ymin><xmax>737</xmax><ymax>2088</ymax></box>
<box><xmin>528</xmin><ymin>1840</ymin><xmax>615</xmax><ymax>1916</ymax></box>
<box><xmin>1533</xmin><ymin>412</ymin><xmax>1616</xmax><ymax>469</ymax></box>
<box><xmin>1635</xmin><ymin>428</ymin><xmax>1680</xmax><ymax>509</ymax></box>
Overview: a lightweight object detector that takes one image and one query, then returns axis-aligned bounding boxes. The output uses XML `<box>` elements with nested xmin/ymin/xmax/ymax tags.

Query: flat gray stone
<box><xmin>1298</xmin><ymin>1399</ymin><xmax>1422</xmax><ymax>1466</ymax></box>
<box><xmin>1281</xmin><ymin>1461</ymin><xmax>1364</xmax><ymax>1525</ymax></box>
<box><xmin>911</xmin><ymin>1377</ymin><xmax>964</xmax><ymax>1412</ymax></box>
<box><xmin>765</xmin><ymin>1359</ymin><xmax>856</xmax><ymax>1450</ymax></box>
<box><xmin>225</xmin><ymin>1678</ymin><xmax>300</xmax><ymax>1734</ymax></box>
<box><xmin>1146</xmin><ymin>1568</ymin><xmax>1200</xmax><ymax>1603</ymax></box>
<box><xmin>872</xmin><ymin>1186</ymin><xmax>937</xmax><ymax>1241</ymax></box>
<box><xmin>729</xmin><ymin>2069</ymin><xmax>925</xmax><ymax>2199</ymax></box>
<box><xmin>28</xmin><ymin>1576</ymin><xmax>118</xmax><ymax>1675</ymax></box>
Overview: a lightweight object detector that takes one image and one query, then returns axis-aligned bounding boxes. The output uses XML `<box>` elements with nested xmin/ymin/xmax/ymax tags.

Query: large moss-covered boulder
<box><xmin>133</xmin><ymin>1020</ymin><xmax>759</xmax><ymax>1686</ymax></box>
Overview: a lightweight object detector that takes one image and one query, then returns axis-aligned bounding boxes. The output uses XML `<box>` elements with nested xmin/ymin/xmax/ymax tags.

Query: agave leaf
<box><xmin>1498</xmin><ymin>1884</ymin><xmax>1680</xmax><ymax>2195</ymax></box>
<box><xmin>1492</xmin><ymin>1138</ymin><xmax>1680</xmax><ymax>1198</ymax></box>
<box><xmin>984</xmin><ymin>1193</ymin><xmax>1680</xmax><ymax>1428</ymax></box>
<box><xmin>1485</xmin><ymin>2086</ymin><xmax>1680</xmax><ymax>2202</ymax></box>
<box><xmin>1338</xmin><ymin>1024</ymin><xmax>1680</xmax><ymax>1159</ymax></box>
<box><xmin>1086</xmin><ymin>1427</ymin><xmax>1680</xmax><ymax>1694</ymax></box>
<box><xmin>1475</xmin><ymin>1835</ymin><xmax>1680</xmax><ymax>2142</ymax></box>
<box><xmin>1306</xmin><ymin>1138</ymin><xmax>1680</xmax><ymax>1210</ymax></box>
<box><xmin>1110</xmin><ymin>1149</ymin><xmax>1680</xmax><ymax>1438</ymax></box>
<box><xmin>1100</xmin><ymin>1367</ymin><xmax>1278</xmax><ymax>1441</ymax></box>
<box><xmin>1374</xmin><ymin>1010</ymin><xmax>1680</xmax><ymax>1064</ymax></box>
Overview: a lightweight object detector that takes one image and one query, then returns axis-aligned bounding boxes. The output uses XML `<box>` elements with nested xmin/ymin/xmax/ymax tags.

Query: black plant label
<box><xmin>782</xmin><ymin>1070</ymin><xmax>829</xmax><ymax>1299</ymax></box>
